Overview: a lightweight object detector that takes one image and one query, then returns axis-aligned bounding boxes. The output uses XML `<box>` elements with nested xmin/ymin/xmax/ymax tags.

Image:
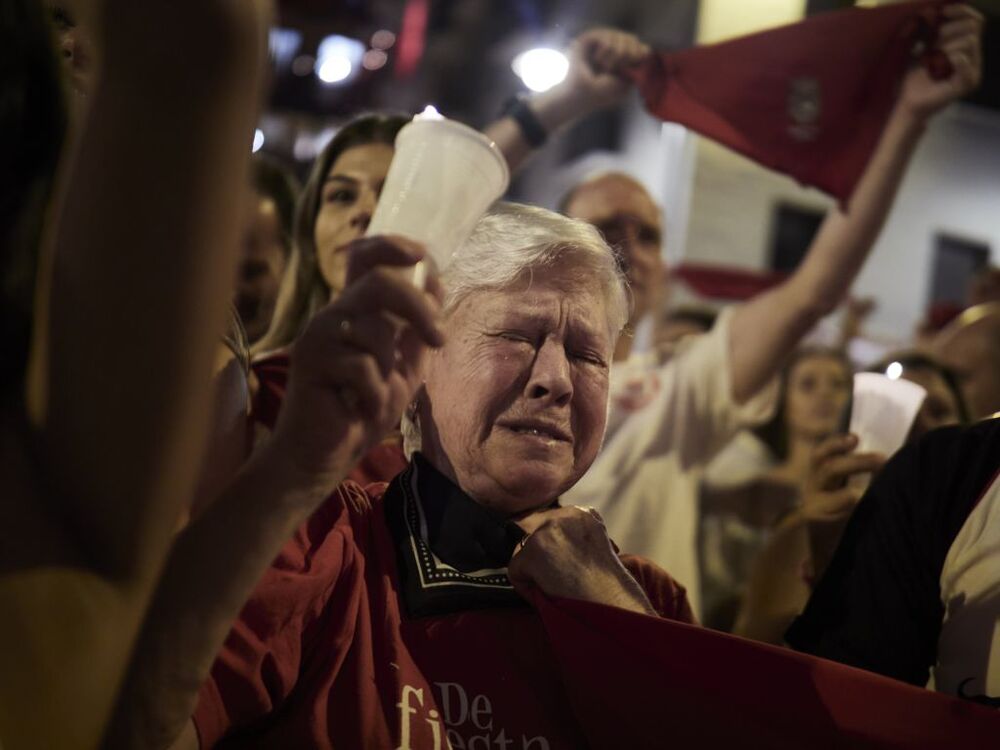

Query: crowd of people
<box><xmin>1</xmin><ymin>0</ymin><xmax>996</xmax><ymax>748</ymax></box>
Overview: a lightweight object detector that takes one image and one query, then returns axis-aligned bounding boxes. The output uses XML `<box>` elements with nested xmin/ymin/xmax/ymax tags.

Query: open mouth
<box><xmin>498</xmin><ymin>420</ymin><xmax>572</xmax><ymax>443</ymax></box>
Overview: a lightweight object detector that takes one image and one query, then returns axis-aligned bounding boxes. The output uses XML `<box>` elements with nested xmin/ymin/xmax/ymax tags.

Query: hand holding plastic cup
<box><xmin>846</xmin><ymin>372</ymin><xmax>927</xmax><ymax>491</ymax></box>
<box><xmin>366</xmin><ymin>107</ymin><xmax>510</xmax><ymax>288</ymax></box>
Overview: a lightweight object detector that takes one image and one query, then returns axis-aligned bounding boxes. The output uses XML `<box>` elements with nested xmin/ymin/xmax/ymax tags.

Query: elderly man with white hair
<box><xmin>120</xmin><ymin>204</ymin><xmax>694</xmax><ymax>750</ymax></box>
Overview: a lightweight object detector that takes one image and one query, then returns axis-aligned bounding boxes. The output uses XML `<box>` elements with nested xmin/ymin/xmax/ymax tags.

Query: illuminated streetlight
<box><xmin>252</xmin><ymin>128</ymin><xmax>265</xmax><ymax>153</ymax></box>
<box><xmin>885</xmin><ymin>361</ymin><xmax>903</xmax><ymax>380</ymax></box>
<box><xmin>315</xmin><ymin>35</ymin><xmax>365</xmax><ymax>85</ymax></box>
<box><xmin>318</xmin><ymin>56</ymin><xmax>352</xmax><ymax>83</ymax></box>
<box><xmin>512</xmin><ymin>47</ymin><xmax>569</xmax><ymax>92</ymax></box>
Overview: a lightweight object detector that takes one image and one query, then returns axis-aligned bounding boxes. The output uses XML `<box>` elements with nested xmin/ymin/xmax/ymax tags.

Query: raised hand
<box><xmin>561</xmin><ymin>28</ymin><xmax>652</xmax><ymax>114</ymax></box>
<box><xmin>272</xmin><ymin>236</ymin><xmax>444</xmax><ymax>486</ymax></box>
<box><xmin>800</xmin><ymin>433</ymin><xmax>886</xmax><ymax>523</ymax></box>
<box><xmin>900</xmin><ymin>4</ymin><xmax>983</xmax><ymax>120</ymax></box>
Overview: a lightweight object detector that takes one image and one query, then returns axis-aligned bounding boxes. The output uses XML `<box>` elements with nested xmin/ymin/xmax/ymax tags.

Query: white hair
<box><xmin>442</xmin><ymin>201</ymin><xmax>629</xmax><ymax>331</ymax></box>
<box><xmin>403</xmin><ymin>201</ymin><xmax>630</xmax><ymax>456</ymax></box>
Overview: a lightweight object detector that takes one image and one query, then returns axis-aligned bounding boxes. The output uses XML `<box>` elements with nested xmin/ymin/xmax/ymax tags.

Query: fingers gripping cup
<box><xmin>366</xmin><ymin>107</ymin><xmax>510</xmax><ymax>287</ymax></box>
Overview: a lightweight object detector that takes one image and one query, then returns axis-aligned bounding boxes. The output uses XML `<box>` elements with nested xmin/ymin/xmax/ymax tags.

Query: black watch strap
<box><xmin>501</xmin><ymin>95</ymin><xmax>548</xmax><ymax>148</ymax></box>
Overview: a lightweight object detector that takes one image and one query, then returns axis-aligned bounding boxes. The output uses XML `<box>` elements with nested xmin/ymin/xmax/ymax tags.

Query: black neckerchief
<box><xmin>385</xmin><ymin>453</ymin><xmax>529</xmax><ymax>618</ymax></box>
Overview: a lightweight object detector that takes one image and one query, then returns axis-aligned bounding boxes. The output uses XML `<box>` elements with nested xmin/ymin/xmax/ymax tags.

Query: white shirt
<box><xmin>933</xmin><ymin>472</ymin><xmax>1000</xmax><ymax>702</ymax></box>
<box><xmin>564</xmin><ymin>308</ymin><xmax>778</xmax><ymax>618</ymax></box>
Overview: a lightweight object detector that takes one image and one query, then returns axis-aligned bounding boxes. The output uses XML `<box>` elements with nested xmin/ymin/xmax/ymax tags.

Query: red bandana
<box><xmin>631</xmin><ymin>1</ymin><xmax>951</xmax><ymax>207</ymax></box>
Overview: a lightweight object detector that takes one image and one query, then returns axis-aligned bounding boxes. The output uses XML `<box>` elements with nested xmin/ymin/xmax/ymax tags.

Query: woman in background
<box><xmin>733</xmin><ymin>350</ymin><xmax>969</xmax><ymax>644</ymax></box>
<box><xmin>699</xmin><ymin>347</ymin><xmax>853</xmax><ymax>631</ymax></box>
<box><xmin>250</xmin><ymin>113</ymin><xmax>415</xmax><ymax>484</ymax></box>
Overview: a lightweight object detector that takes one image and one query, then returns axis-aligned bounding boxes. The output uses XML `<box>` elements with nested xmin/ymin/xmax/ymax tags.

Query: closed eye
<box><xmin>495</xmin><ymin>332</ymin><xmax>534</xmax><ymax>345</ymax></box>
<box><xmin>571</xmin><ymin>350</ymin><xmax>607</xmax><ymax>368</ymax></box>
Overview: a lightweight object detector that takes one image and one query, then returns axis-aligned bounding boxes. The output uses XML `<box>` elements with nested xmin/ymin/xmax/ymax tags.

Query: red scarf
<box><xmin>631</xmin><ymin>1</ymin><xmax>951</xmax><ymax>207</ymax></box>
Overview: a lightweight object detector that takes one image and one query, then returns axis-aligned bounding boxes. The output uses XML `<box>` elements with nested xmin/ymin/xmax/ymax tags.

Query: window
<box><xmin>768</xmin><ymin>202</ymin><xmax>824</xmax><ymax>273</ymax></box>
<box><xmin>929</xmin><ymin>233</ymin><xmax>990</xmax><ymax>308</ymax></box>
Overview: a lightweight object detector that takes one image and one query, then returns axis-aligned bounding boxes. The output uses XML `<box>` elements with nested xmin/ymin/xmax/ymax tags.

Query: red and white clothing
<box><xmin>564</xmin><ymin>308</ymin><xmax>777</xmax><ymax>617</ymax></box>
<box><xmin>193</xmin><ymin>454</ymin><xmax>693</xmax><ymax>749</ymax></box>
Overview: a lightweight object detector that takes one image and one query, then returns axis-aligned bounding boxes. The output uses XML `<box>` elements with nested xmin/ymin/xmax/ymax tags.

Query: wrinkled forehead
<box><xmin>564</xmin><ymin>176</ymin><xmax>662</xmax><ymax>230</ymax></box>
<box><xmin>447</xmin><ymin>266</ymin><xmax>615</xmax><ymax>341</ymax></box>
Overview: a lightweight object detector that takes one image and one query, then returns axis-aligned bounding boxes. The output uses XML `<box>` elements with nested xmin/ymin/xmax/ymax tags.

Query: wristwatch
<box><xmin>501</xmin><ymin>94</ymin><xmax>548</xmax><ymax>148</ymax></box>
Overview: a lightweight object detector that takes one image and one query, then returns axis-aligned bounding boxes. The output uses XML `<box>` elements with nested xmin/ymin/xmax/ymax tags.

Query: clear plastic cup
<box><xmin>366</xmin><ymin>109</ymin><xmax>510</xmax><ymax>287</ymax></box>
<box><xmin>846</xmin><ymin>372</ymin><xmax>927</xmax><ymax>491</ymax></box>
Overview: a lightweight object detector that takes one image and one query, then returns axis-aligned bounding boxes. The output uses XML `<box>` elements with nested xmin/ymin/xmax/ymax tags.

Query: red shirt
<box><xmin>193</xmin><ymin>458</ymin><xmax>693</xmax><ymax>749</ymax></box>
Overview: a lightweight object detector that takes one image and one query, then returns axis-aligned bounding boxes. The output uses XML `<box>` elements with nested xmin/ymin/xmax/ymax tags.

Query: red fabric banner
<box><xmin>534</xmin><ymin>594</ymin><xmax>1000</xmax><ymax>749</ymax></box>
<box><xmin>631</xmin><ymin>1</ymin><xmax>950</xmax><ymax>207</ymax></box>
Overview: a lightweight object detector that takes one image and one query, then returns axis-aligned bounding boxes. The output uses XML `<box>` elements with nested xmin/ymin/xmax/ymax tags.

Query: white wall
<box><xmin>682</xmin><ymin>103</ymin><xmax>1000</xmax><ymax>342</ymax></box>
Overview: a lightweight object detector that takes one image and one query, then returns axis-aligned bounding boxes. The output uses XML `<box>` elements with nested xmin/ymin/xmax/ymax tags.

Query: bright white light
<box><xmin>512</xmin><ymin>48</ymin><xmax>569</xmax><ymax>93</ymax></box>
<box><xmin>417</xmin><ymin>105</ymin><xmax>443</xmax><ymax>120</ymax></box>
<box><xmin>316</xmin><ymin>35</ymin><xmax>365</xmax><ymax>86</ymax></box>
<box><xmin>318</xmin><ymin>56</ymin><xmax>352</xmax><ymax>83</ymax></box>
<box><xmin>252</xmin><ymin>128</ymin><xmax>265</xmax><ymax>153</ymax></box>
<box><xmin>885</xmin><ymin>362</ymin><xmax>903</xmax><ymax>381</ymax></box>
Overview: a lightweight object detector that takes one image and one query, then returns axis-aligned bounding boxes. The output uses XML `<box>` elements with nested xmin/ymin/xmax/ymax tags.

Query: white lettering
<box><xmin>396</xmin><ymin>685</ymin><xmax>424</xmax><ymax>750</ymax></box>
<box><xmin>400</xmin><ymin>682</ymin><xmax>549</xmax><ymax>750</ymax></box>
<box><xmin>426</xmin><ymin>708</ymin><xmax>445</xmax><ymax>750</ymax></box>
